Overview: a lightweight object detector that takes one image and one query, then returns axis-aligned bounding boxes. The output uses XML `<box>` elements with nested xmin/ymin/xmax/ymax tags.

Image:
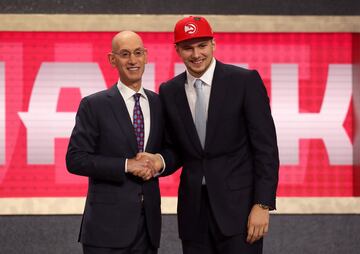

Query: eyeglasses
<box><xmin>112</xmin><ymin>48</ymin><xmax>146</xmax><ymax>59</ymax></box>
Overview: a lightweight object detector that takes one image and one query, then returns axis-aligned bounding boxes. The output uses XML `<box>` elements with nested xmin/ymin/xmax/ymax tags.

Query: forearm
<box><xmin>66</xmin><ymin>150</ymin><xmax>126</xmax><ymax>183</ymax></box>
<box><xmin>159</xmin><ymin>147</ymin><xmax>182</xmax><ymax>177</ymax></box>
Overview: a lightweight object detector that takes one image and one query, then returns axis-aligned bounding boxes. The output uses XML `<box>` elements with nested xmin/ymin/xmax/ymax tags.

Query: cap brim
<box><xmin>175</xmin><ymin>35</ymin><xmax>214</xmax><ymax>44</ymax></box>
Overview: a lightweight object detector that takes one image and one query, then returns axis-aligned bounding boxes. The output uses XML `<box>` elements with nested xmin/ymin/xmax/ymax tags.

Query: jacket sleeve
<box><xmin>244</xmin><ymin>70</ymin><xmax>279</xmax><ymax>209</ymax></box>
<box><xmin>66</xmin><ymin>97</ymin><xmax>127</xmax><ymax>183</ymax></box>
<box><xmin>158</xmin><ymin>83</ymin><xmax>183</xmax><ymax>176</ymax></box>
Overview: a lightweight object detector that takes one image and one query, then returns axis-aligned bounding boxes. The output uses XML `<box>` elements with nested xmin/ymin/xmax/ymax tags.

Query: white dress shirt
<box><xmin>185</xmin><ymin>58</ymin><xmax>216</xmax><ymax>122</ymax></box>
<box><xmin>117</xmin><ymin>80</ymin><xmax>150</xmax><ymax>149</ymax></box>
<box><xmin>185</xmin><ymin>58</ymin><xmax>216</xmax><ymax>185</ymax></box>
<box><xmin>117</xmin><ymin>81</ymin><xmax>150</xmax><ymax>172</ymax></box>
<box><xmin>117</xmin><ymin>80</ymin><xmax>165</xmax><ymax>173</ymax></box>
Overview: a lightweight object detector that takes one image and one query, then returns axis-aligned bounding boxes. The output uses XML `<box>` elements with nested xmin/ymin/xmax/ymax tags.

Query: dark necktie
<box><xmin>133</xmin><ymin>93</ymin><xmax>144</xmax><ymax>152</ymax></box>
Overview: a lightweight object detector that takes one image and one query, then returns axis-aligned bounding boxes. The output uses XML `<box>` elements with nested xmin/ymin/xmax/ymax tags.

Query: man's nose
<box><xmin>192</xmin><ymin>48</ymin><xmax>200</xmax><ymax>58</ymax></box>
<box><xmin>128</xmin><ymin>52</ymin><xmax>137</xmax><ymax>63</ymax></box>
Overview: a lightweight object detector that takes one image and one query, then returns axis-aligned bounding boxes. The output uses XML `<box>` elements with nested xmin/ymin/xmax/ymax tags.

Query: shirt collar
<box><xmin>117</xmin><ymin>80</ymin><xmax>147</xmax><ymax>101</ymax></box>
<box><xmin>186</xmin><ymin>57</ymin><xmax>216</xmax><ymax>87</ymax></box>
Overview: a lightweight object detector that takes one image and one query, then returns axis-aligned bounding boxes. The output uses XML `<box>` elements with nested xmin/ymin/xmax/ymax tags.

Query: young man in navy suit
<box><xmin>66</xmin><ymin>31</ymin><xmax>164</xmax><ymax>254</ymax></box>
<box><xmin>141</xmin><ymin>16</ymin><xmax>279</xmax><ymax>254</ymax></box>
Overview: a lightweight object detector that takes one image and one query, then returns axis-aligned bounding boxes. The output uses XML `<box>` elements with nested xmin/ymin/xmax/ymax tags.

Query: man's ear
<box><xmin>144</xmin><ymin>48</ymin><xmax>148</xmax><ymax>64</ymax></box>
<box><xmin>108</xmin><ymin>53</ymin><xmax>116</xmax><ymax>67</ymax></box>
<box><xmin>211</xmin><ymin>39</ymin><xmax>216</xmax><ymax>51</ymax></box>
<box><xmin>175</xmin><ymin>44</ymin><xmax>180</xmax><ymax>56</ymax></box>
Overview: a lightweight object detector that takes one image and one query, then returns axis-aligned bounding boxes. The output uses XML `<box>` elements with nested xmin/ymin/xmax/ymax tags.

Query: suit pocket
<box><xmin>226</xmin><ymin>165</ymin><xmax>253</xmax><ymax>190</ymax></box>
<box><xmin>226</xmin><ymin>154</ymin><xmax>254</xmax><ymax>190</ymax></box>
<box><xmin>227</xmin><ymin>175</ymin><xmax>253</xmax><ymax>190</ymax></box>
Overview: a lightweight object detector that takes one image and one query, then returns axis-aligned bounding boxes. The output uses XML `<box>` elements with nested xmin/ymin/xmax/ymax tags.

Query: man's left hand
<box><xmin>246</xmin><ymin>204</ymin><xmax>270</xmax><ymax>244</ymax></box>
<box><xmin>136</xmin><ymin>152</ymin><xmax>164</xmax><ymax>177</ymax></box>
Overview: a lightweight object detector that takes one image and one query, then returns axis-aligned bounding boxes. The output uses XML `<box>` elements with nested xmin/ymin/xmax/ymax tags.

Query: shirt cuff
<box><xmin>125</xmin><ymin>158</ymin><xmax>128</xmax><ymax>173</ymax></box>
<box><xmin>154</xmin><ymin>154</ymin><xmax>166</xmax><ymax>177</ymax></box>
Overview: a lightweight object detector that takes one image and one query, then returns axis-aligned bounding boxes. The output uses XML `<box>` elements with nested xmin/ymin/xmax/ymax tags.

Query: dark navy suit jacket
<box><xmin>66</xmin><ymin>84</ymin><xmax>163</xmax><ymax>248</ymax></box>
<box><xmin>160</xmin><ymin>60</ymin><xmax>279</xmax><ymax>241</ymax></box>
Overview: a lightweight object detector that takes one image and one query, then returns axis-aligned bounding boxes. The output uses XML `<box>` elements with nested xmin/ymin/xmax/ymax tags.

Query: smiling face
<box><xmin>108</xmin><ymin>31</ymin><xmax>147</xmax><ymax>90</ymax></box>
<box><xmin>176</xmin><ymin>37</ymin><xmax>215</xmax><ymax>78</ymax></box>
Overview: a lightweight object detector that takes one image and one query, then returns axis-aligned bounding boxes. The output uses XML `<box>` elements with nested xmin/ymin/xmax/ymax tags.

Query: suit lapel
<box><xmin>144</xmin><ymin>89</ymin><xmax>155</xmax><ymax>152</ymax></box>
<box><xmin>174</xmin><ymin>74</ymin><xmax>203</xmax><ymax>154</ymax></box>
<box><xmin>205</xmin><ymin>61</ymin><xmax>229</xmax><ymax>150</ymax></box>
<box><xmin>107</xmin><ymin>85</ymin><xmax>138</xmax><ymax>154</ymax></box>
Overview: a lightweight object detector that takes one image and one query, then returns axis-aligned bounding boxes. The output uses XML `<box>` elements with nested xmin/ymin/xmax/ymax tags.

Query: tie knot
<box><xmin>194</xmin><ymin>79</ymin><xmax>203</xmax><ymax>89</ymax></box>
<box><xmin>133</xmin><ymin>93</ymin><xmax>141</xmax><ymax>102</ymax></box>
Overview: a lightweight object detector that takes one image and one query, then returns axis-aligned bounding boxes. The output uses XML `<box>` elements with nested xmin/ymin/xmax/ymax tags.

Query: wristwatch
<box><xmin>256</xmin><ymin>203</ymin><xmax>270</xmax><ymax>210</ymax></box>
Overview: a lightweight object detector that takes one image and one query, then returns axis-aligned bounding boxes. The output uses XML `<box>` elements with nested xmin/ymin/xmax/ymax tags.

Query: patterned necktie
<box><xmin>133</xmin><ymin>93</ymin><xmax>144</xmax><ymax>152</ymax></box>
<box><xmin>194</xmin><ymin>79</ymin><xmax>206</xmax><ymax>148</ymax></box>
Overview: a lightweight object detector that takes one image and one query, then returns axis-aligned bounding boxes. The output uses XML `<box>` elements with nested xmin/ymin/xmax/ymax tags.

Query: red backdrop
<box><xmin>0</xmin><ymin>32</ymin><xmax>358</xmax><ymax>198</ymax></box>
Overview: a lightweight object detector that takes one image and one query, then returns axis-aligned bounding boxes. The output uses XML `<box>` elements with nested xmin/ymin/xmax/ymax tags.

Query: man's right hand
<box><xmin>127</xmin><ymin>156</ymin><xmax>155</xmax><ymax>181</ymax></box>
<box><xmin>136</xmin><ymin>152</ymin><xmax>164</xmax><ymax>175</ymax></box>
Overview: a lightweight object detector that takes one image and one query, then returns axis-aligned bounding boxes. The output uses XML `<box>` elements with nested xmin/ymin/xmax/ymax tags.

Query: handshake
<box><xmin>127</xmin><ymin>152</ymin><xmax>164</xmax><ymax>181</ymax></box>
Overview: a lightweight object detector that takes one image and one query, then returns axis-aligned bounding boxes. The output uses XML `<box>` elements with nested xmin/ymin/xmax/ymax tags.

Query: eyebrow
<box><xmin>119</xmin><ymin>47</ymin><xmax>144</xmax><ymax>51</ymax></box>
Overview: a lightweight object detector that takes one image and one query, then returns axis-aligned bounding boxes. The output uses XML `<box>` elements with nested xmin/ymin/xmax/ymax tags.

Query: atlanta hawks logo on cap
<box><xmin>184</xmin><ymin>23</ymin><xmax>197</xmax><ymax>34</ymax></box>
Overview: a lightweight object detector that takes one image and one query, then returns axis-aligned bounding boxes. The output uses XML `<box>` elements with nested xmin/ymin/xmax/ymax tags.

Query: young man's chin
<box><xmin>189</xmin><ymin>68</ymin><xmax>206</xmax><ymax>77</ymax></box>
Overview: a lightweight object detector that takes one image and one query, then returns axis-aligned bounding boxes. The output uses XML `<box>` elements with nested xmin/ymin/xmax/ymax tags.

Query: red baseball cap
<box><xmin>174</xmin><ymin>16</ymin><xmax>213</xmax><ymax>44</ymax></box>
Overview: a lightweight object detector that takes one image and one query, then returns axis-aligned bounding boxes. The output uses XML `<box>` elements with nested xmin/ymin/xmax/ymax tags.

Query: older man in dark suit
<box><xmin>66</xmin><ymin>31</ymin><xmax>163</xmax><ymax>254</ymax></box>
